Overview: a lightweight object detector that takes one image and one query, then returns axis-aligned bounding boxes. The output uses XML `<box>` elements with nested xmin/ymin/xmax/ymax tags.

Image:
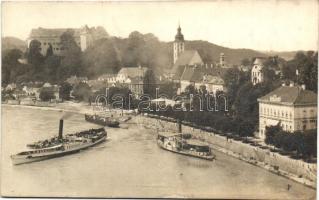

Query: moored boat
<box><xmin>85</xmin><ymin>114</ymin><xmax>120</xmax><ymax>127</ymax></box>
<box><xmin>11</xmin><ymin>119</ymin><xmax>107</xmax><ymax>165</ymax></box>
<box><xmin>157</xmin><ymin>120</ymin><xmax>215</xmax><ymax>160</ymax></box>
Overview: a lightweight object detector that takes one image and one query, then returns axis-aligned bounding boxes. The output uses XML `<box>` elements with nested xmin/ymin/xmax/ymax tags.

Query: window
<box><xmin>44</xmin><ymin>42</ymin><xmax>46</xmax><ymax>45</ymax></box>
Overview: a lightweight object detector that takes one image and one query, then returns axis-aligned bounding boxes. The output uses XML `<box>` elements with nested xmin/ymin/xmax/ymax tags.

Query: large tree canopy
<box><xmin>82</xmin><ymin>38</ymin><xmax>120</xmax><ymax>78</ymax></box>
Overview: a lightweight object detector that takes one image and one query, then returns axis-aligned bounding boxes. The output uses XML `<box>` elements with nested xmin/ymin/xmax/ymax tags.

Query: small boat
<box><xmin>85</xmin><ymin>114</ymin><xmax>120</xmax><ymax>128</ymax></box>
<box><xmin>11</xmin><ymin>119</ymin><xmax>107</xmax><ymax>165</ymax></box>
<box><xmin>156</xmin><ymin>120</ymin><xmax>215</xmax><ymax>160</ymax></box>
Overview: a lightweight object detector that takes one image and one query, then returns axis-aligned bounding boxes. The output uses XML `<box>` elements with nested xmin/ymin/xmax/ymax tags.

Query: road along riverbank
<box><xmin>136</xmin><ymin>115</ymin><xmax>317</xmax><ymax>189</ymax></box>
<box><xmin>2</xmin><ymin>103</ymin><xmax>316</xmax><ymax>188</ymax></box>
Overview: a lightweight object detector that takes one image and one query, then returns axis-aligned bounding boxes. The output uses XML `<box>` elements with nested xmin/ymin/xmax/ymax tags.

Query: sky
<box><xmin>2</xmin><ymin>0</ymin><xmax>318</xmax><ymax>51</ymax></box>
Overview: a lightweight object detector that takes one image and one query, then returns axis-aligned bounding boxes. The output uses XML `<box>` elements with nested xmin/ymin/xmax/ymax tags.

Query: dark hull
<box><xmin>85</xmin><ymin>114</ymin><xmax>120</xmax><ymax>127</ymax></box>
<box><xmin>157</xmin><ymin>140</ymin><xmax>215</xmax><ymax>161</ymax></box>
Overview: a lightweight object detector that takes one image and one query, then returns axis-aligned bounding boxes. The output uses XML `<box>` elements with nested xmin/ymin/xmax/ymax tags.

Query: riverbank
<box><xmin>136</xmin><ymin>115</ymin><xmax>317</xmax><ymax>189</ymax></box>
<box><xmin>2</xmin><ymin>101</ymin><xmax>92</xmax><ymax>115</ymax></box>
<box><xmin>1</xmin><ymin>103</ymin><xmax>317</xmax><ymax>188</ymax></box>
<box><xmin>2</xmin><ymin>106</ymin><xmax>315</xmax><ymax>198</ymax></box>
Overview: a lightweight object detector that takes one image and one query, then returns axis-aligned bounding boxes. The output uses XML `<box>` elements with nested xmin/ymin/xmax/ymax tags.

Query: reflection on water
<box><xmin>1</xmin><ymin>106</ymin><xmax>316</xmax><ymax>199</ymax></box>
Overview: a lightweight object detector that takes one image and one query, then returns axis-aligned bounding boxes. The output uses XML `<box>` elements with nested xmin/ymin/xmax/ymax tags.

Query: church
<box><xmin>170</xmin><ymin>25</ymin><xmax>227</xmax><ymax>95</ymax></box>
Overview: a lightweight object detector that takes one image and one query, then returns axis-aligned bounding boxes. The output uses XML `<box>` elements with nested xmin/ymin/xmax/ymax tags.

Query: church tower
<box><xmin>173</xmin><ymin>24</ymin><xmax>185</xmax><ymax>64</ymax></box>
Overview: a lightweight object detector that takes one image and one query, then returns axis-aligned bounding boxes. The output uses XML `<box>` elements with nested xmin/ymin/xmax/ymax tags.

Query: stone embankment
<box><xmin>136</xmin><ymin>115</ymin><xmax>317</xmax><ymax>189</ymax></box>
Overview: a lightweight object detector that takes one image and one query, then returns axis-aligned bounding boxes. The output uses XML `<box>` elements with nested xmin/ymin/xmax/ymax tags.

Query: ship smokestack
<box><xmin>177</xmin><ymin>119</ymin><xmax>182</xmax><ymax>133</ymax></box>
<box><xmin>59</xmin><ymin>119</ymin><xmax>63</xmax><ymax>139</ymax></box>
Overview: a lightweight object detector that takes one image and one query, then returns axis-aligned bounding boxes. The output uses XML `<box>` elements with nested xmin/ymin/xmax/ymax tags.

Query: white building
<box><xmin>203</xmin><ymin>75</ymin><xmax>225</xmax><ymax>95</ymax></box>
<box><xmin>251</xmin><ymin>57</ymin><xmax>266</xmax><ymax>85</ymax></box>
<box><xmin>27</xmin><ymin>25</ymin><xmax>108</xmax><ymax>55</ymax></box>
<box><xmin>257</xmin><ymin>84</ymin><xmax>317</xmax><ymax>139</ymax></box>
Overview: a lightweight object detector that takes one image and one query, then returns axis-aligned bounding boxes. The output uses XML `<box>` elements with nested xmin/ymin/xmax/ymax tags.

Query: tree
<box><xmin>27</xmin><ymin>39</ymin><xmax>44</xmax><ymax>68</ymax></box>
<box><xmin>2</xmin><ymin>49</ymin><xmax>23</xmax><ymax>84</ymax></box>
<box><xmin>43</xmin><ymin>55</ymin><xmax>62</xmax><ymax>82</ymax></box>
<box><xmin>58</xmin><ymin>30</ymin><xmax>83</xmax><ymax>80</ymax></box>
<box><xmin>222</xmin><ymin>68</ymin><xmax>249</xmax><ymax>109</ymax></box>
<box><xmin>82</xmin><ymin>38</ymin><xmax>120</xmax><ymax>78</ymax></box>
<box><xmin>241</xmin><ymin>58</ymin><xmax>251</xmax><ymax>66</ymax></box>
<box><xmin>72</xmin><ymin>82</ymin><xmax>92</xmax><ymax>102</ymax></box>
<box><xmin>157</xmin><ymin>82</ymin><xmax>178</xmax><ymax>99</ymax></box>
<box><xmin>237</xmin><ymin>120</ymin><xmax>254</xmax><ymax>137</ymax></box>
<box><xmin>59</xmin><ymin>82</ymin><xmax>73</xmax><ymax>101</ymax></box>
<box><xmin>46</xmin><ymin>43</ymin><xmax>53</xmax><ymax>57</ymax></box>
<box><xmin>122</xmin><ymin>31</ymin><xmax>146</xmax><ymax>67</ymax></box>
<box><xmin>143</xmin><ymin>69</ymin><xmax>157</xmax><ymax>97</ymax></box>
<box><xmin>265</xmin><ymin>124</ymin><xmax>281</xmax><ymax>145</ymax></box>
<box><xmin>283</xmin><ymin>51</ymin><xmax>318</xmax><ymax>92</ymax></box>
<box><xmin>39</xmin><ymin>87</ymin><xmax>55</xmax><ymax>101</ymax></box>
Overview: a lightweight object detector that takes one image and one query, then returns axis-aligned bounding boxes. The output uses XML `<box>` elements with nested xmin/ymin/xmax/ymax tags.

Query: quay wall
<box><xmin>137</xmin><ymin>115</ymin><xmax>317</xmax><ymax>188</ymax></box>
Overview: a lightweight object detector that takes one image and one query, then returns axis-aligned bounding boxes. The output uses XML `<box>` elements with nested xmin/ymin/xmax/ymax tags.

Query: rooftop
<box><xmin>29</xmin><ymin>28</ymin><xmax>83</xmax><ymax>38</ymax></box>
<box><xmin>258</xmin><ymin>85</ymin><xmax>317</xmax><ymax>105</ymax></box>
<box><xmin>253</xmin><ymin>57</ymin><xmax>267</xmax><ymax>65</ymax></box>
<box><xmin>118</xmin><ymin>67</ymin><xmax>148</xmax><ymax>78</ymax></box>
<box><xmin>173</xmin><ymin>50</ymin><xmax>202</xmax><ymax>68</ymax></box>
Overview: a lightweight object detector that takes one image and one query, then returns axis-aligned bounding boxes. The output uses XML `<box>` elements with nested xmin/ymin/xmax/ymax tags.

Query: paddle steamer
<box><xmin>11</xmin><ymin>119</ymin><xmax>107</xmax><ymax>165</ymax></box>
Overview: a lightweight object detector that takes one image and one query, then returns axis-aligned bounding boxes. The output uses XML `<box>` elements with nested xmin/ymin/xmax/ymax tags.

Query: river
<box><xmin>1</xmin><ymin>106</ymin><xmax>316</xmax><ymax>199</ymax></box>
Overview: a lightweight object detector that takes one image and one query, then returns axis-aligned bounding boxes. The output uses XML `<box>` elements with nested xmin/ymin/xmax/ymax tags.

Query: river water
<box><xmin>1</xmin><ymin>106</ymin><xmax>316</xmax><ymax>199</ymax></box>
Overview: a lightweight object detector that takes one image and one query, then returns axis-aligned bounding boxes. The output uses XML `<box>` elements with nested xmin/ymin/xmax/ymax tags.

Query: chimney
<box><xmin>58</xmin><ymin>119</ymin><xmax>63</xmax><ymax>139</ymax></box>
<box><xmin>177</xmin><ymin>119</ymin><xmax>182</xmax><ymax>133</ymax></box>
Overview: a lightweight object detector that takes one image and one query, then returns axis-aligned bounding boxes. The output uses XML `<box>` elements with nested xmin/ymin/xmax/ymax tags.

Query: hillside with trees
<box><xmin>1</xmin><ymin>31</ymin><xmax>316</xmax><ymax>90</ymax></box>
<box><xmin>2</xmin><ymin>37</ymin><xmax>27</xmax><ymax>52</ymax></box>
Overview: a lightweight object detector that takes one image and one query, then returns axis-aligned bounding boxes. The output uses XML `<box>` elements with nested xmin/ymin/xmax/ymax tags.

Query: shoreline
<box><xmin>139</xmin><ymin>116</ymin><xmax>317</xmax><ymax>189</ymax></box>
<box><xmin>2</xmin><ymin>103</ymin><xmax>317</xmax><ymax>189</ymax></box>
<box><xmin>2</xmin><ymin>102</ymin><xmax>93</xmax><ymax>115</ymax></box>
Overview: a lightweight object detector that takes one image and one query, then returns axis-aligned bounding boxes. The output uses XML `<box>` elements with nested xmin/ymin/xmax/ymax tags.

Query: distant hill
<box><xmin>262</xmin><ymin>50</ymin><xmax>307</xmax><ymax>61</ymax></box>
<box><xmin>2</xmin><ymin>37</ymin><xmax>27</xmax><ymax>52</ymax></box>
<box><xmin>184</xmin><ymin>40</ymin><xmax>267</xmax><ymax>65</ymax></box>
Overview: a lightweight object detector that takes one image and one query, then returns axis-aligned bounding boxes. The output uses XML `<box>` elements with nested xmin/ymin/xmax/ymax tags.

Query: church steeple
<box><xmin>173</xmin><ymin>23</ymin><xmax>185</xmax><ymax>64</ymax></box>
<box><xmin>175</xmin><ymin>24</ymin><xmax>184</xmax><ymax>42</ymax></box>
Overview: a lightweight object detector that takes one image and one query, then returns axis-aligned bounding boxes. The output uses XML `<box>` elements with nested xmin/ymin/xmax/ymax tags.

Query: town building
<box><xmin>173</xmin><ymin>24</ymin><xmax>185</xmax><ymax>64</ymax></box>
<box><xmin>257</xmin><ymin>84</ymin><xmax>317</xmax><ymax>139</ymax></box>
<box><xmin>202</xmin><ymin>75</ymin><xmax>225</xmax><ymax>95</ymax></box>
<box><xmin>219</xmin><ymin>53</ymin><xmax>226</xmax><ymax>67</ymax></box>
<box><xmin>175</xmin><ymin>64</ymin><xmax>226</xmax><ymax>95</ymax></box>
<box><xmin>97</xmin><ymin>74</ymin><xmax>117</xmax><ymax>84</ymax></box>
<box><xmin>170</xmin><ymin>24</ymin><xmax>204</xmax><ymax>80</ymax></box>
<box><xmin>116</xmin><ymin>66</ymin><xmax>148</xmax><ymax>83</ymax></box>
<box><xmin>66</xmin><ymin>75</ymin><xmax>88</xmax><ymax>86</ymax></box>
<box><xmin>42</xmin><ymin>83</ymin><xmax>60</xmax><ymax>101</ymax></box>
<box><xmin>116</xmin><ymin>66</ymin><xmax>150</xmax><ymax>97</ymax></box>
<box><xmin>27</xmin><ymin>25</ymin><xmax>107</xmax><ymax>55</ymax></box>
<box><xmin>251</xmin><ymin>57</ymin><xmax>266</xmax><ymax>85</ymax></box>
